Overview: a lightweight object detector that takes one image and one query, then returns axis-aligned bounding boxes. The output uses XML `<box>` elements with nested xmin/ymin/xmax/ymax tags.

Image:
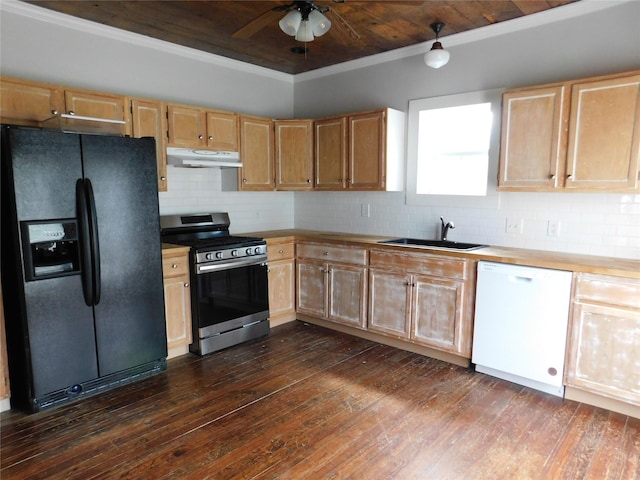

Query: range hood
<box><xmin>166</xmin><ymin>147</ymin><xmax>242</xmax><ymax>168</ymax></box>
<box><xmin>42</xmin><ymin>111</ymin><xmax>127</xmax><ymax>136</ymax></box>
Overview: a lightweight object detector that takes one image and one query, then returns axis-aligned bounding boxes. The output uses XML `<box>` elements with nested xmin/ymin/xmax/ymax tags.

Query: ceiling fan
<box><xmin>232</xmin><ymin>1</ymin><xmax>360</xmax><ymax>43</ymax></box>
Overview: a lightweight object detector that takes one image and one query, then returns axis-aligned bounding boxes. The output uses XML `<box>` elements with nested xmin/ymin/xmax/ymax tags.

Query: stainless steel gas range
<box><xmin>160</xmin><ymin>213</ymin><xmax>269</xmax><ymax>355</ymax></box>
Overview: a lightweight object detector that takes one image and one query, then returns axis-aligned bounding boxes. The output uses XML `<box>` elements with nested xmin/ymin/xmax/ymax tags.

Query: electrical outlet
<box><xmin>361</xmin><ymin>203</ymin><xmax>370</xmax><ymax>217</ymax></box>
<box><xmin>547</xmin><ymin>220</ymin><xmax>561</xmax><ymax>237</ymax></box>
<box><xmin>505</xmin><ymin>218</ymin><xmax>523</xmax><ymax>234</ymax></box>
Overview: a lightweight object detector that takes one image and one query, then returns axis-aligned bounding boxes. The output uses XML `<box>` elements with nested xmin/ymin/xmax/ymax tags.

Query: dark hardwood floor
<box><xmin>1</xmin><ymin>321</ymin><xmax>638</xmax><ymax>479</ymax></box>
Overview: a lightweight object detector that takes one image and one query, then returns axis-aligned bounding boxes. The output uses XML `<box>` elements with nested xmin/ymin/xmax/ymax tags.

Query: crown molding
<box><xmin>0</xmin><ymin>0</ymin><xmax>293</xmax><ymax>84</ymax></box>
<box><xmin>1</xmin><ymin>0</ymin><xmax>631</xmax><ymax>83</ymax></box>
<box><xmin>295</xmin><ymin>0</ymin><xmax>632</xmax><ymax>82</ymax></box>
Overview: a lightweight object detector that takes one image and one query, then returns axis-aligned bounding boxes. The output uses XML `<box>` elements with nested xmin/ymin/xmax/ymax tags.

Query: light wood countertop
<box><xmin>238</xmin><ymin>229</ymin><xmax>640</xmax><ymax>279</ymax></box>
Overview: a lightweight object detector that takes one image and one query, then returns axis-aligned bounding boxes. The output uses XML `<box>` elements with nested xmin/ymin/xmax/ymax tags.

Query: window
<box><xmin>406</xmin><ymin>89</ymin><xmax>502</xmax><ymax>207</ymax></box>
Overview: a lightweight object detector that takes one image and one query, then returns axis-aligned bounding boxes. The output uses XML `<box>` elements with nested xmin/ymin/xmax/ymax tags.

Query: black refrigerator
<box><xmin>1</xmin><ymin>126</ymin><xmax>167</xmax><ymax>412</ymax></box>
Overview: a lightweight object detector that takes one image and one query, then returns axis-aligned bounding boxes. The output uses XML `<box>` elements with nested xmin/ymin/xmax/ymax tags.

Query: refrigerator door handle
<box><xmin>76</xmin><ymin>179</ymin><xmax>94</xmax><ymax>306</ymax></box>
<box><xmin>85</xmin><ymin>178</ymin><xmax>101</xmax><ymax>306</ymax></box>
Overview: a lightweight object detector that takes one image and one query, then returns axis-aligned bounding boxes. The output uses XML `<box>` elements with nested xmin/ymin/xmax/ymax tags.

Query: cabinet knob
<box><xmin>242</xmin><ymin>178</ymin><xmax>248</xmax><ymax>183</ymax></box>
<box><xmin>549</xmin><ymin>174</ymin><xmax>556</xmax><ymax>180</ymax></box>
<box><xmin>160</xmin><ymin>176</ymin><xmax>166</xmax><ymax>181</ymax></box>
<box><xmin>51</xmin><ymin>109</ymin><xmax>58</xmax><ymax>115</ymax></box>
<box><xmin>68</xmin><ymin>111</ymin><xmax>75</xmax><ymax>116</ymax></box>
<box><xmin>208</xmin><ymin>136</ymin><xmax>213</xmax><ymax>140</ymax></box>
<box><xmin>184</xmin><ymin>283</ymin><xmax>189</xmax><ymax>288</ymax></box>
<box><xmin>306</xmin><ymin>179</ymin><xmax>311</xmax><ymax>183</ymax></box>
<box><xmin>172</xmin><ymin>264</ymin><xmax>178</xmax><ymax>269</ymax></box>
<box><xmin>198</xmin><ymin>135</ymin><xmax>204</xmax><ymax>139</ymax></box>
<box><xmin>278</xmin><ymin>249</ymin><xmax>284</xmax><ymax>254</ymax></box>
<box><xmin>323</xmin><ymin>252</ymin><xmax>329</xmax><ymax>256</ymax></box>
<box><xmin>567</xmin><ymin>174</ymin><xmax>573</xmax><ymax>180</ymax></box>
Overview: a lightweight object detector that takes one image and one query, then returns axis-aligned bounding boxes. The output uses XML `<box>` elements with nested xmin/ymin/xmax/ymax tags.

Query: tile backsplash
<box><xmin>159</xmin><ymin>167</ymin><xmax>639</xmax><ymax>259</ymax></box>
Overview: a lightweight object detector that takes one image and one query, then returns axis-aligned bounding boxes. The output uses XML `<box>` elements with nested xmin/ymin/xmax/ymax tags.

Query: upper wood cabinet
<box><xmin>131</xmin><ymin>98</ymin><xmax>168</xmax><ymax>192</ymax></box>
<box><xmin>238</xmin><ymin>115</ymin><xmax>275</xmax><ymax>191</ymax></box>
<box><xmin>167</xmin><ymin>104</ymin><xmax>239</xmax><ymax>150</ymax></box>
<box><xmin>0</xmin><ymin>76</ymin><xmax>63</xmax><ymax>126</ymax></box>
<box><xmin>314</xmin><ymin>116</ymin><xmax>347</xmax><ymax>190</ymax></box>
<box><xmin>314</xmin><ymin>108</ymin><xmax>405</xmax><ymax>191</ymax></box>
<box><xmin>498</xmin><ymin>70</ymin><xmax>640</xmax><ymax>192</ymax></box>
<box><xmin>275</xmin><ymin>119</ymin><xmax>314</xmax><ymax>190</ymax></box>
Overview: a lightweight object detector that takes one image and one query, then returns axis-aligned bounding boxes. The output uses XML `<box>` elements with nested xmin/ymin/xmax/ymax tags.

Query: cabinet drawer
<box><xmin>297</xmin><ymin>242</ymin><xmax>367</xmax><ymax>265</ymax></box>
<box><xmin>370</xmin><ymin>248</ymin><xmax>467</xmax><ymax>279</ymax></box>
<box><xmin>267</xmin><ymin>242</ymin><xmax>295</xmax><ymax>261</ymax></box>
<box><xmin>574</xmin><ymin>273</ymin><xmax>640</xmax><ymax>309</ymax></box>
<box><xmin>162</xmin><ymin>254</ymin><xmax>190</xmax><ymax>277</ymax></box>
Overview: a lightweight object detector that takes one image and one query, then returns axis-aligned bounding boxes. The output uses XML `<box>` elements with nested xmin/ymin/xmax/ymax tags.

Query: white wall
<box><xmin>292</xmin><ymin>1</ymin><xmax>640</xmax><ymax>259</ymax></box>
<box><xmin>2</xmin><ymin>1</ymin><xmax>639</xmax><ymax>257</ymax></box>
<box><xmin>0</xmin><ymin>1</ymin><xmax>296</xmax><ymax>234</ymax></box>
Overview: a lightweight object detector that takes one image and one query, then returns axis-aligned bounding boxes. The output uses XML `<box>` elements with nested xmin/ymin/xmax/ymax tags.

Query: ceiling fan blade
<box><xmin>327</xmin><ymin>8</ymin><xmax>360</xmax><ymax>41</ymax></box>
<box><xmin>232</xmin><ymin>9</ymin><xmax>284</xmax><ymax>39</ymax></box>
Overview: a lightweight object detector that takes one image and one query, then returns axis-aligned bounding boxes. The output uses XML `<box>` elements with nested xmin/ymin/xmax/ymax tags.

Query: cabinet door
<box><xmin>315</xmin><ymin>116</ymin><xmax>347</xmax><ymax>190</ymax></box>
<box><xmin>275</xmin><ymin>120</ymin><xmax>314</xmax><ymax>190</ymax></box>
<box><xmin>368</xmin><ymin>269</ymin><xmax>411</xmax><ymax>338</ymax></box>
<box><xmin>566</xmin><ymin>302</ymin><xmax>640</xmax><ymax>405</ymax></box>
<box><xmin>268</xmin><ymin>259</ymin><xmax>296</xmax><ymax>319</ymax></box>
<box><xmin>131</xmin><ymin>98</ymin><xmax>168</xmax><ymax>191</ymax></box>
<box><xmin>164</xmin><ymin>273</ymin><xmax>192</xmax><ymax>352</ymax></box>
<box><xmin>348</xmin><ymin>110</ymin><xmax>385</xmax><ymax>190</ymax></box>
<box><xmin>0</xmin><ymin>78</ymin><xmax>63</xmax><ymax>125</ymax></box>
<box><xmin>239</xmin><ymin>115</ymin><xmax>275</xmax><ymax>191</ymax></box>
<box><xmin>566</xmin><ymin>74</ymin><xmax>640</xmax><ymax>191</ymax></box>
<box><xmin>64</xmin><ymin>89</ymin><xmax>129</xmax><ymax>132</ymax></box>
<box><xmin>167</xmin><ymin>104</ymin><xmax>206</xmax><ymax>147</ymax></box>
<box><xmin>411</xmin><ymin>275</ymin><xmax>464</xmax><ymax>354</ymax></box>
<box><xmin>206</xmin><ymin>111</ymin><xmax>239</xmax><ymax>150</ymax></box>
<box><xmin>498</xmin><ymin>86</ymin><xmax>568</xmax><ymax>190</ymax></box>
<box><xmin>328</xmin><ymin>264</ymin><xmax>367</xmax><ymax>329</ymax></box>
<box><xmin>296</xmin><ymin>259</ymin><xmax>327</xmax><ymax>317</ymax></box>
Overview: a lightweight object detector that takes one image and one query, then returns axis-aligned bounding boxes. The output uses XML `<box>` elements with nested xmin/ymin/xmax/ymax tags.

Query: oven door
<box><xmin>193</xmin><ymin>257</ymin><xmax>269</xmax><ymax>339</ymax></box>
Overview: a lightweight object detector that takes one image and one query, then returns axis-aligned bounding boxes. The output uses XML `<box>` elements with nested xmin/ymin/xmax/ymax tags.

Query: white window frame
<box><xmin>406</xmin><ymin>89</ymin><xmax>503</xmax><ymax>208</ymax></box>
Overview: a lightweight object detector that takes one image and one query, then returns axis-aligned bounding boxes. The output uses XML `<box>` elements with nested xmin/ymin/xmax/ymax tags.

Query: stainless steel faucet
<box><xmin>440</xmin><ymin>216</ymin><xmax>455</xmax><ymax>241</ymax></box>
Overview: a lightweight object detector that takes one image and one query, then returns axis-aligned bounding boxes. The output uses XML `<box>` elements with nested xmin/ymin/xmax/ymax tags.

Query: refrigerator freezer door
<box><xmin>80</xmin><ymin>135</ymin><xmax>167</xmax><ymax>376</ymax></box>
<box><xmin>3</xmin><ymin>128</ymin><xmax>100</xmax><ymax>398</ymax></box>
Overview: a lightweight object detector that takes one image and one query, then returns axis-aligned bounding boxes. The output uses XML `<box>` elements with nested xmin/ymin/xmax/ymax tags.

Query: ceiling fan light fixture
<box><xmin>279</xmin><ymin>10</ymin><xmax>302</xmax><ymax>36</ymax></box>
<box><xmin>294</xmin><ymin>19</ymin><xmax>315</xmax><ymax>42</ymax></box>
<box><xmin>308</xmin><ymin>9</ymin><xmax>331</xmax><ymax>37</ymax></box>
<box><xmin>424</xmin><ymin>22</ymin><xmax>450</xmax><ymax>69</ymax></box>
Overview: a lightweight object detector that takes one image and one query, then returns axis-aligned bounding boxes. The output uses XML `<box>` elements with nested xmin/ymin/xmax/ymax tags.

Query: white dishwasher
<box><xmin>472</xmin><ymin>261</ymin><xmax>573</xmax><ymax>397</ymax></box>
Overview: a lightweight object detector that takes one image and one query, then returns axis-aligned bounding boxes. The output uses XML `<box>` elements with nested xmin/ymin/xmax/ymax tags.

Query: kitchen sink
<box><xmin>378</xmin><ymin>238</ymin><xmax>486</xmax><ymax>250</ymax></box>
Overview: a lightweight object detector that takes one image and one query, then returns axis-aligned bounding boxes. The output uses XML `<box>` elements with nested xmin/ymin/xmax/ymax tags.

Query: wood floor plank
<box><xmin>1</xmin><ymin>321</ymin><xmax>638</xmax><ymax>480</ymax></box>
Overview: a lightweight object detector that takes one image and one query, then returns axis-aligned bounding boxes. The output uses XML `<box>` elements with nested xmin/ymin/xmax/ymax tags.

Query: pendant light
<box><xmin>424</xmin><ymin>22</ymin><xmax>450</xmax><ymax>69</ymax></box>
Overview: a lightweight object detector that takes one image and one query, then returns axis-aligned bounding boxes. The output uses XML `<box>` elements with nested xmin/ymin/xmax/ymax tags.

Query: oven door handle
<box><xmin>196</xmin><ymin>256</ymin><xmax>267</xmax><ymax>274</ymax></box>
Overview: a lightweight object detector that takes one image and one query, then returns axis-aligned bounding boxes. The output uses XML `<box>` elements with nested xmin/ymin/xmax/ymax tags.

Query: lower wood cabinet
<box><xmin>267</xmin><ymin>240</ymin><xmax>296</xmax><ymax>326</ymax></box>
<box><xmin>566</xmin><ymin>273</ymin><xmax>640</xmax><ymax>409</ymax></box>
<box><xmin>296</xmin><ymin>242</ymin><xmax>368</xmax><ymax>329</ymax></box>
<box><xmin>161</xmin><ymin>247</ymin><xmax>192</xmax><ymax>359</ymax></box>
<box><xmin>368</xmin><ymin>249</ymin><xmax>474</xmax><ymax>358</ymax></box>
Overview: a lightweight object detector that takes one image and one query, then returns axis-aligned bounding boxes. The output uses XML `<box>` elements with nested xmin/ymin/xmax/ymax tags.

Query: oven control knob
<box><xmin>205</xmin><ymin>253</ymin><xmax>213</xmax><ymax>260</ymax></box>
<box><xmin>231</xmin><ymin>249</ymin><xmax>238</xmax><ymax>257</ymax></box>
<box><xmin>246</xmin><ymin>248</ymin><xmax>253</xmax><ymax>255</ymax></box>
<box><xmin>215</xmin><ymin>251</ymin><xmax>223</xmax><ymax>259</ymax></box>
<box><xmin>254</xmin><ymin>247</ymin><xmax>262</xmax><ymax>254</ymax></box>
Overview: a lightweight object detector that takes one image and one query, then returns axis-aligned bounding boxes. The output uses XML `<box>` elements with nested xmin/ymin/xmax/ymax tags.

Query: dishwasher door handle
<box><xmin>508</xmin><ymin>275</ymin><xmax>533</xmax><ymax>283</ymax></box>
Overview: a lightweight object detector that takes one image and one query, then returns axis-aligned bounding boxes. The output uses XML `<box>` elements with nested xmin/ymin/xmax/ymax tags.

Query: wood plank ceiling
<box><xmin>24</xmin><ymin>0</ymin><xmax>579</xmax><ymax>75</ymax></box>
